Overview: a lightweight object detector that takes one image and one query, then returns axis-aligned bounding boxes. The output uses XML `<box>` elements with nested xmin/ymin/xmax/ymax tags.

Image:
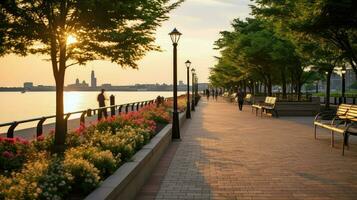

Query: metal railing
<box><xmin>0</xmin><ymin>98</ymin><xmax>161</xmax><ymax>139</ymax></box>
<box><xmin>318</xmin><ymin>96</ymin><xmax>357</xmax><ymax>105</ymax></box>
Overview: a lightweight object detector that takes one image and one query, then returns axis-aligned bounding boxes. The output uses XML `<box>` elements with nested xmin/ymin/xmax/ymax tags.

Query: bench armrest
<box><xmin>345</xmin><ymin>122</ymin><xmax>357</xmax><ymax>133</ymax></box>
<box><xmin>314</xmin><ymin>110</ymin><xmax>337</xmax><ymax>122</ymax></box>
<box><xmin>331</xmin><ymin>116</ymin><xmax>346</xmax><ymax>127</ymax></box>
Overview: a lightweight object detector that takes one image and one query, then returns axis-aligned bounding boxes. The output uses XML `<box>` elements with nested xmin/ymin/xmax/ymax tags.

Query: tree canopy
<box><xmin>210</xmin><ymin>0</ymin><xmax>356</xmax><ymax>107</ymax></box>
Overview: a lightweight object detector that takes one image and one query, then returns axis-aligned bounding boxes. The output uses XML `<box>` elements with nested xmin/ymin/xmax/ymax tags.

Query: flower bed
<box><xmin>0</xmin><ymin>104</ymin><xmax>173</xmax><ymax>200</ymax></box>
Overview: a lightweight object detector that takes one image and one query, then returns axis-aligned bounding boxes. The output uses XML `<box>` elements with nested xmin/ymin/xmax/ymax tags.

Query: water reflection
<box><xmin>0</xmin><ymin>91</ymin><xmax>183</xmax><ymax>132</ymax></box>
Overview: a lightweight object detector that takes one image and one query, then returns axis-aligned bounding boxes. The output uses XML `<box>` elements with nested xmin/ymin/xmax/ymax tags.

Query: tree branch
<box><xmin>65</xmin><ymin>62</ymin><xmax>80</xmax><ymax>69</ymax></box>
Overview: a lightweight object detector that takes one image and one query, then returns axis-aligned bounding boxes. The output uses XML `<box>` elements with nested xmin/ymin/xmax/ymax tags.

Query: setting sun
<box><xmin>66</xmin><ymin>34</ymin><xmax>77</xmax><ymax>45</ymax></box>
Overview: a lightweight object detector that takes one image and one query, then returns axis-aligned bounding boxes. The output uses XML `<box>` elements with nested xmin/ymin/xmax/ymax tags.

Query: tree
<box><xmin>212</xmin><ymin>18</ymin><xmax>304</xmax><ymax>97</ymax></box>
<box><xmin>0</xmin><ymin>0</ymin><xmax>183</xmax><ymax>153</ymax></box>
<box><xmin>253</xmin><ymin>0</ymin><xmax>357</xmax><ymax>76</ymax></box>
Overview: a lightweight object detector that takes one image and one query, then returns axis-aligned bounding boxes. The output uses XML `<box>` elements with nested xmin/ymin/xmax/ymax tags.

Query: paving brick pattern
<box><xmin>145</xmin><ymin>99</ymin><xmax>357</xmax><ymax>200</ymax></box>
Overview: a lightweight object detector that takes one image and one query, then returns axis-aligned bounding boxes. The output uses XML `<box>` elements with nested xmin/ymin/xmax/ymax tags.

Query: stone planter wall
<box><xmin>275</xmin><ymin>97</ymin><xmax>320</xmax><ymax>116</ymax></box>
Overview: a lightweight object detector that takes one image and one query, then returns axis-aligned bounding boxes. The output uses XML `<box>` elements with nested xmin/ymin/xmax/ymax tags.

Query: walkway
<box><xmin>138</xmin><ymin>98</ymin><xmax>357</xmax><ymax>200</ymax></box>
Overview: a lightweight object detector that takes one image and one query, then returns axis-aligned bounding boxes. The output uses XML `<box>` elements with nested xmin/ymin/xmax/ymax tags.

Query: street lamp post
<box><xmin>195</xmin><ymin>75</ymin><xmax>198</xmax><ymax>106</ymax></box>
<box><xmin>191</xmin><ymin>68</ymin><xmax>196</xmax><ymax>111</ymax></box>
<box><xmin>169</xmin><ymin>28</ymin><xmax>182</xmax><ymax>140</ymax></box>
<box><xmin>185</xmin><ymin>60</ymin><xmax>191</xmax><ymax>119</ymax></box>
<box><xmin>342</xmin><ymin>66</ymin><xmax>346</xmax><ymax>103</ymax></box>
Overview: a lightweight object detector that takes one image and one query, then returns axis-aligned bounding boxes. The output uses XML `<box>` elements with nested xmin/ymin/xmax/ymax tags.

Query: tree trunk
<box><xmin>243</xmin><ymin>80</ymin><xmax>247</xmax><ymax>94</ymax></box>
<box><xmin>348</xmin><ymin>57</ymin><xmax>357</xmax><ymax>77</ymax></box>
<box><xmin>297</xmin><ymin>81</ymin><xmax>302</xmax><ymax>101</ymax></box>
<box><xmin>281</xmin><ymin>70</ymin><xmax>287</xmax><ymax>99</ymax></box>
<box><xmin>267</xmin><ymin>75</ymin><xmax>272</xmax><ymax>96</ymax></box>
<box><xmin>53</xmin><ymin>76</ymin><xmax>66</xmax><ymax>153</ymax></box>
<box><xmin>325</xmin><ymin>72</ymin><xmax>332</xmax><ymax>109</ymax></box>
<box><xmin>53</xmin><ymin>32</ymin><xmax>67</xmax><ymax>154</ymax></box>
<box><xmin>264</xmin><ymin>82</ymin><xmax>267</xmax><ymax>95</ymax></box>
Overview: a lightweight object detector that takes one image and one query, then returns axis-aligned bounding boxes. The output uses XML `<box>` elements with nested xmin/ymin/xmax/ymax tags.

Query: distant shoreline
<box><xmin>0</xmin><ymin>89</ymin><xmax>187</xmax><ymax>92</ymax></box>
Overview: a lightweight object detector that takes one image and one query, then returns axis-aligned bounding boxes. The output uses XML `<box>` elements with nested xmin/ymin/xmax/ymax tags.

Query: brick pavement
<box><xmin>138</xmin><ymin>98</ymin><xmax>357</xmax><ymax>200</ymax></box>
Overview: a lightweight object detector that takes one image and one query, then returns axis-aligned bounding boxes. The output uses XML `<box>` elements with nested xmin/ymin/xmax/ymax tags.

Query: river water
<box><xmin>0</xmin><ymin>91</ymin><xmax>184</xmax><ymax>131</ymax></box>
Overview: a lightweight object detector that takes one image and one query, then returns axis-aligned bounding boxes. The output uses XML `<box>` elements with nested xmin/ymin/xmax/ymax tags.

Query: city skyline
<box><xmin>0</xmin><ymin>69</ymin><xmax>209</xmax><ymax>92</ymax></box>
<box><xmin>3</xmin><ymin>70</ymin><xmax>201</xmax><ymax>88</ymax></box>
<box><xmin>0</xmin><ymin>0</ymin><xmax>252</xmax><ymax>87</ymax></box>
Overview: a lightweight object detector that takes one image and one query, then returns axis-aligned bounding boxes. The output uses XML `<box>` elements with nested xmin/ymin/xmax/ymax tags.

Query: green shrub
<box><xmin>0</xmin><ymin>153</ymin><xmax>49</xmax><ymax>199</ymax></box>
<box><xmin>66</xmin><ymin>146</ymin><xmax>118</xmax><ymax>177</ymax></box>
<box><xmin>0</xmin><ymin>137</ymin><xmax>32</xmax><ymax>173</ymax></box>
<box><xmin>63</xmin><ymin>156</ymin><xmax>100</xmax><ymax>195</ymax></box>
<box><xmin>38</xmin><ymin>158</ymin><xmax>74</xmax><ymax>200</ymax></box>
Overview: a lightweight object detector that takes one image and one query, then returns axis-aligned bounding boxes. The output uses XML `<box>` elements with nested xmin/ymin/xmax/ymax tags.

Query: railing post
<box><xmin>125</xmin><ymin>104</ymin><xmax>129</xmax><ymax>113</ymax></box>
<box><xmin>36</xmin><ymin>117</ymin><xmax>46</xmax><ymax>137</ymax></box>
<box><xmin>131</xmin><ymin>103</ymin><xmax>135</xmax><ymax>112</ymax></box>
<box><xmin>334</xmin><ymin>97</ymin><xmax>337</xmax><ymax>105</ymax></box>
<box><xmin>64</xmin><ymin>114</ymin><xmax>71</xmax><ymax>133</ymax></box>
<box><xmin>344</xmin><ymin>97</ymin><xmax>346</xmax><ymax>104</ymax></box>
<box><xmin>141</xmin><ymin>102</ymin><xmax>144</xmax><ymax>108</ymax></box>
<box><xmin>136</xmin><ymin>103</ymin><xmax>140</xmax><ymax>111</ymax></box>
<box><xmin>87</xmin><ymin>109</ymin><xmax>92</xmax><ymax>117</ymax></box>
<box><xmin>118</xmin><ymin>105</ymin><xmax>123</xmax><ymax>115</ymax></box>
<box><xmin>97</xmin><ymin>107</ymin><xmax>102</xmax><ymax>120</ymax></box>
<box><xmin>354</xmin><ymin>97</ymin><xmax>356</xmax><ymax>104</ymax></box>
<box><xmin>7</xmin><ymin>122</ymin><xmax>18</xmax><ymax>138</ymax></box>
<box><xmin>110</xmin><ymin>95</ymin><xmax>115</xmax><ymax>117</ymax></box>
<box><xmin>80</xmin><ymin>111</ymin><xmax>86</xmax><ymax>125</ymax></box>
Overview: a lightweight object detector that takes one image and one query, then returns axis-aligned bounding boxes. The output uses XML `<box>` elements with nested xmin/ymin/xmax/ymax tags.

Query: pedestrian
<box><xmin>97</xmin><ymin>89</ymin><xmax>108</xmax><ymax>119</ymax></box>
<box><xmin>215</xmin><ymin>89</ymin><xmax>218</xmax><ymax>101</ymax></box>
<box><xmin>206</xmin><ymin>89</ymin><xmax>210</xmax><ymax>101</ymax></box>
<box><xmin>156</xmin><ymin>95</ymin><xmax>163</xmax><ymax>107</ymax></box>
<box><xmin>236</xmin><ymin>87</ymin><xmax>245</xmax><ymax>111</ymax></box>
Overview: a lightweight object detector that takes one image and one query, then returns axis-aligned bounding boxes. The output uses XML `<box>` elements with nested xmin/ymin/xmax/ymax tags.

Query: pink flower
<box><xmin>4</xmin><ymin>138</ymin><xmax>15</xmax><ymax>144</ymax></box>
<box><xmin>37</xmin><ymin>135</ymin><xmax>45</xmax><ymax>141</ymax></box>
<box><xmin>75</xmin><ymin>123</ymin><xmax>86</xmax><ymax>135</ymax></box>
<box><xmin>2</xmin><ymin>151</ymin><xmax>14</xmax><ymax>159</ymax></box>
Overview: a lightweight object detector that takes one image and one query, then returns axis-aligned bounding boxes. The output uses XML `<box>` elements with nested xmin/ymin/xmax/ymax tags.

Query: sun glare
<box><xmin>66</xmin><ymin>35</ymin><xmax>77</xmax><ymax>45</ymax></box>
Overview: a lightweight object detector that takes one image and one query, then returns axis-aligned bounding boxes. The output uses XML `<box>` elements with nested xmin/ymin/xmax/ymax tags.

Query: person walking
<box><xmin>97</xmin><ymin>89</ymin><xmax>108</xmax><ymax>119</ymax></box>
<box><xmin>206</xmin><ymin>89</ymin><xmax>210</xmax><ymax>101</ymax></box>
<box><xmin>215</xmin><ymin>89</ymin><xmax>218</xmax><ymax>101</ymax></box>
<box><xmin>236</xmin><ymin>88</ymin><xmax>245</xmax><ymax>111</ymax></box>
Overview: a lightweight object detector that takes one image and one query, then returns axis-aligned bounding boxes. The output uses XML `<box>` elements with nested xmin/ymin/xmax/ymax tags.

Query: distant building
<box><xmin>101</xmin><ymin>84</ymin><xmax>112</xmax><ymax>90</ymax></box>
<box><xmin>179</xmin><ymin>80</ymin><xmax>184</xmax><ymax>86</ymax></box>
<box><xmin>91</xmin><ymin>70</ymin><xmax>97</xmax><ymax>88</ymax></box>
<box><xmin>23</xmin><ymin>82</ymin><xmax>33</xmax><ymax>90</ymax></box>
<box><xmin>67</xmin><ymin>78</ymin><xmax>89</xmax><ymax>89</ymax></box>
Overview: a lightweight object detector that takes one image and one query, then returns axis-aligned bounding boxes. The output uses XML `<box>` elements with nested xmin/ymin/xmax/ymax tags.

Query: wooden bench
<box><xmin>244</xmin><ymin>94</ymin><xmax>252</xmax><ymax>104</ymax></box>
<box><xmin>251</xmin><ymin>97</ymin><xmax>278</xmax><ymax>117</ymax></box>
<box><xmin>262</xmin><ymin>97</ymin><xmax>278</xmax><ymax>117</ymax></box>
<box><xmin>314</xmin><ymin>104</ymin><xmax>357</xmax><ymax>155</ymax></box>
<box><xmin>230</xmin><ymin>93</ymin><xmax>237</xmax><ymax>103</ymax></box>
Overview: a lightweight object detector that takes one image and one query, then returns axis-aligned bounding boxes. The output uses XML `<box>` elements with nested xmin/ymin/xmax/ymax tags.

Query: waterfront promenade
<box><xmin>137</xmin><ymin>98</ymin><xmax>357</xmax><ymax>200</ymax></box>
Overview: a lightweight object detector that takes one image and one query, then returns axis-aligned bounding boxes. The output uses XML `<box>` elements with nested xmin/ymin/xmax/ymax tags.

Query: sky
<box><xmin>0</xmin><ymin>0</ymin><xmax>252</xmax><ymax>87</ymax></box>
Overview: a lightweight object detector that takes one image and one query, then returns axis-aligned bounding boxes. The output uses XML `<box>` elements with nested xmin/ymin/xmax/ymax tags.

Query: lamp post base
<box><xmin>172</xmin><ymin>111</ymin><xmax>180</xmax><ymax>139</ymax></box>
<box><xmin>191</xmin><ymin>100</ymin><xmax>195</xmax><ymax>111</ymax></box>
